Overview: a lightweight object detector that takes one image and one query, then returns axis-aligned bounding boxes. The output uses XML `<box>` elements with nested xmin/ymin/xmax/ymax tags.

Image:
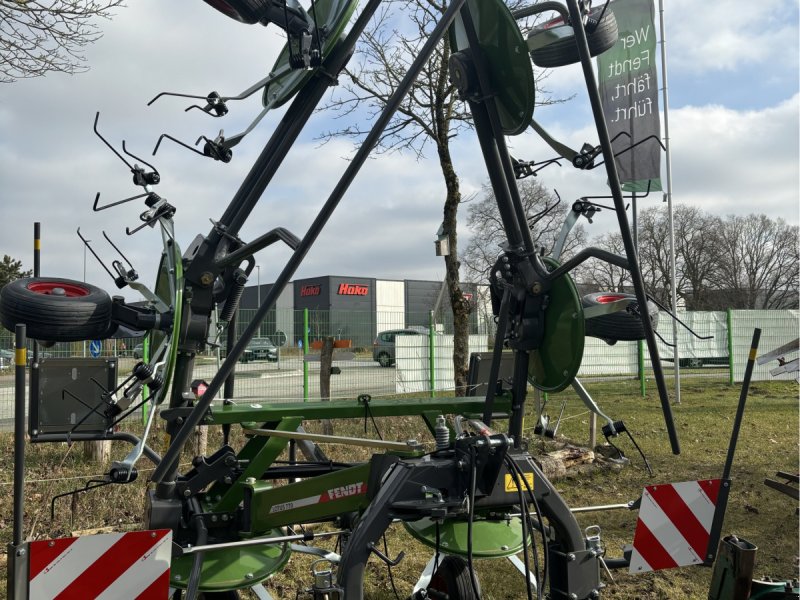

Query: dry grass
<box><xmin>1</xmin><ymin>379</ymin><xmax>797</xmax><ymax>599</ymax></box>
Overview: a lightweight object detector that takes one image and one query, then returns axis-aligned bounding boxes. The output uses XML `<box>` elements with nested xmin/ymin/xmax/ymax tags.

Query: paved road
<box><xmin>0</xmin><ymin>356</ymin><xmax>403</xmax><ymax>431</ymax></box>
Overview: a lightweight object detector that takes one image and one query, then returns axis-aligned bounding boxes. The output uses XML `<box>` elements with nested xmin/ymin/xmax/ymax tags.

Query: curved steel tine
<box><xmin>93</xmin><ymin>191</ymin><xmax>150</xmax><ymax>212</ymax></box>
<box><xmin>147</xmin><ymin>90</ymin><xmax>215</xmax><ymax>106</ymax></box>
<box><xmin>121</xmin><ymin>140</ymin><xmax>160</xmax><ymax>177</ymax></box>
<box><xmin>152</xmin><ymin>133</ymin><xmax>208</xmax><ymax>158</ymax></box>
<box><xmin>94</xmin><ymin>112</ymin><xmax>134</xmax><ymax>171</ymax></box>
<box><xmin>102</xmin><ymin>231</ymin><xmax>135</xmax><ymax>269</ymax></box>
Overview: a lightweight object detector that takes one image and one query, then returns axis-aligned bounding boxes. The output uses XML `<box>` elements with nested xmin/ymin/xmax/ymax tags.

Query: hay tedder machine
<box><xmin>3</xmin><ymin>0</ymin><xmax>795</xmax><ymax>598</ymax></box>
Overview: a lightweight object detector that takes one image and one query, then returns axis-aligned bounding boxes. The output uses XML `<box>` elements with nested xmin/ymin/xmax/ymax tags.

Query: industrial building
<box><xmin>236</xmin><ymin>276</ymin><xmax>491</xmax><ymax>348</ymax></box>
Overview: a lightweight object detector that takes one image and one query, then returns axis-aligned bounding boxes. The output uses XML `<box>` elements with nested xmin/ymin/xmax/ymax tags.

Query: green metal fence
<box><xmin>0</xmin><ymin>309</ymin><xmax>796</xmax><ymax>428</ymax></box>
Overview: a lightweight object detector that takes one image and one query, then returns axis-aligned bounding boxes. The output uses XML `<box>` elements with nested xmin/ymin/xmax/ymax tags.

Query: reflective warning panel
<box><xmin>28</xmin><ymin>529</ymin><xmax>172</xmax><ymax>599</ymax></box>
<box><xmin>629</xmin><ymin>479</ymin><xmax>721</xmax><ymax>573</ymax></box>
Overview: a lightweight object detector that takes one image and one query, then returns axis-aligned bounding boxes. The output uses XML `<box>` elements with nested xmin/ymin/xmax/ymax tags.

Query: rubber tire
<box><xmin>203</xmin><ymin>0</ymin><xmax>270</xmax><ymax>24</ymax></box>
<box><xmin>583</xmin><ymin>292</ymin><xmax>658</xmax><ymax>342</ymax></box>
<box><xmin>529</xmin><ymin>6</ymin><xmax>618</xmax><ymax>68</ymax></box>
<box><xmin>427</xmin><ymin>555</ymin><xmax>481</xmax><ymax>600</ymax></box>
<box><xmin>377</xmin><ymin>352</ymin><xmax>393</xmax><ymax>368</ymax></box>
<box><xmin>0</xmin><ymin>277</ymin><xmax>113</xmax><ymax>342</ymax></box>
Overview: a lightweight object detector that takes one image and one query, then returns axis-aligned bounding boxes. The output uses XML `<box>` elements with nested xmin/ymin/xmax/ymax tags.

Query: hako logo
<box><xmin>300</xmin><ymin>284</ymin><xmax>321</xmax><ymax>297</ymax></box>
<box><xmin>338</xmin><ymin>283</ymin><xmax>369</xmax><ymax>296</ymax></box>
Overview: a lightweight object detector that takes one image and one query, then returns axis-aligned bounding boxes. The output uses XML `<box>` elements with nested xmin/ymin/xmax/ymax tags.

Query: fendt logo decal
<box><xmin>269</xmin><ymin>482</ymin><xmax>367</xmax><ymax>514</ymax></box>
<box><xmin>324</xmin><ymin>482</ymin><xmax>366</xmax><ymax>501</ymax></box>
<box><xmin>338</xmin><ymin>283</ymin><xmax>369</xmax><ymax>296</ymax></box>
<box><xmin>300</xmin><ymin>284</ymin><xmax>321</xmax><ymax>297</ymax></box>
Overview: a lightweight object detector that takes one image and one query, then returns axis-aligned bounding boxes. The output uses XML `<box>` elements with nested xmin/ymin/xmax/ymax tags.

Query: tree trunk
<box><xmin>82</xmin><ymin>440</ymin><xmax>110</xmax><ymax>465</ymax></box>
<box><xmin>191</xmin><ymin>426</ymin><xmax>208</xmax><ymax>457</ymax></box>
<box><xmin>437</xmin><ymin>141</ymin><xmax>469</xmax><ymax>395</ymax></box>
<box><xmin>319</xmin><ymin>336</ymin><xmax>334</xmax><ymax>435</ymax></box>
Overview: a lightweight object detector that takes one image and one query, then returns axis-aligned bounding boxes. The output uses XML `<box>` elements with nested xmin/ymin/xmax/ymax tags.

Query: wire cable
<box><xmin>509</xmin><ymin>458</ymin><xmax>548</xmax><ymax>597</ymax></box>
<box><xmin>505</xmin><ymin>455</ymin><xmax>535</xmax><ymax>600</ymax></box>
<box><xmin>467</xmin><ymin>445</ymin><xmax>482</xmax><ymax>598</ymax></box>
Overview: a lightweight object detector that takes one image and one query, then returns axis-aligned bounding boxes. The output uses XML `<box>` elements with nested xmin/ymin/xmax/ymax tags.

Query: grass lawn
<box><xmin>0</xmin><ymin>378</ymin><xmax>797</xmax><ymax>599</ymax></box>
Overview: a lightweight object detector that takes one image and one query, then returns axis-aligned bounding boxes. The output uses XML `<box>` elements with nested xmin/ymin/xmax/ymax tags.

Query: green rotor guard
<box><xmin>263</xmin><ymin>0</ymin><xmax>358</xmax><ymax>108</ymax></box>
<box><xmin>528</xmin><ymin>257</ymin><xmax>585</xmax><ymax>392</ymax></box>
<box><xmin>449</xmin><ymin>0</ymin><xmax>535</xmax><ymax>135</ymax></box>
<box><xmin>404</xmin><ymin>516</ymin><xmax>529</xmax><ymax>558</ymax></box>
<box><xmin>169</xmin><ymin>534</ymin><xmax>291</xmax><ymax>592</ymax></box>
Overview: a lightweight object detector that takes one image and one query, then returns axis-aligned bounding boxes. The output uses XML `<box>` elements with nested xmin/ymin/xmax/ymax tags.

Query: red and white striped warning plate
<box><xmin>28</xmin><ymin>529</ymin><xmax>172</xmax><ymax>599</ymax></box>
<box><xmin>629</xmin><ymin>479</ymin><xmax>721</xmax><ymax>573</ymax></box>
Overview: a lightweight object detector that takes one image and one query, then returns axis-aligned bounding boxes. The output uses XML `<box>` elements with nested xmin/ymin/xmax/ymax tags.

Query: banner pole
<box><xmin>659</xmin><ymin>0</ymin><xmax>680</xmax><ymax>403</ymax></box>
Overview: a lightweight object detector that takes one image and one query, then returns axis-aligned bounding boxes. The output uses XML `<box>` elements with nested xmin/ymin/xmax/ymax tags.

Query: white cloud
<box><xmin>668</xmin><ymin>94</ymin><xmax>799</xmax><ymax>218</ymax></box>
<box><xmin>0</xmin><ymin>0</ymin><xmax>797</xmax><ymax>305</ymax></box>
<box><xmin>664</xmin><ymin>0</ymin><xmax>798</xmax><ymax>73</ymax></box>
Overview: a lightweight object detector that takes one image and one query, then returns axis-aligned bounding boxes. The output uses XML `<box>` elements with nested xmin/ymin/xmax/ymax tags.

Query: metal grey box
<box><xmin>30</xmin><ymin>357</ymin><xmax>118</xmax><ymax>440</ymax></box>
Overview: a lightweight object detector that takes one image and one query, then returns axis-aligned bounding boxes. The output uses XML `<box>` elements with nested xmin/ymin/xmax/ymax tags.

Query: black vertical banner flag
<box><xmin>597</xmin><ymin>0</ymin><xmax>662</xmax><ymax>192</ymax></box>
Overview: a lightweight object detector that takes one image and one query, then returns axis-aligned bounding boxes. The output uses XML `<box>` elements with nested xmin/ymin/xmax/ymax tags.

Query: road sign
<box><xmin>89</xmin><ymin>340</ymin><xmax>102</xmax><ymax>358</ymax></box>
<box><xmin>28</xmin><ymin>529</ymin><xmax>172</xmax><ymax>598</ymax></box>
<box><xmin>629</xmin><ymin>479</ymin><xmax>720</xmax><ymax>573</ymax></box>
<box><xmin>274</xmin><ymin>330</ymin><xmax>288</xmax><ymax>347</ymax></box>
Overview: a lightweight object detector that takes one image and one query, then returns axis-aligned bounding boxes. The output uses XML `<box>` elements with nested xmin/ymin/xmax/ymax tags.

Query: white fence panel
<box><xmin>395</xmin><ymin>335</ymin><xmax>489</xmax><ymax>394</ymax></box>
<box><xmin>732</xmin><ymin>310</ymin><xmax>799</xmax><ymax>382</ymax></box>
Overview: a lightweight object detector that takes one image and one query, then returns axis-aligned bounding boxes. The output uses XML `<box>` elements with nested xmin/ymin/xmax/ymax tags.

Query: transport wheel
<box><xmin>202</xmin><ymin>0</ymin><xmax>271</xmax><ymax>24</ymax></box>
<box><xmin>0</xmin><ymin>277</ymin><xmax>112</xmax><ymax>341</ymax></box>
<box><xmin>583</xmin><ymin>292</ymin><xmax>658</xmax><ymax>342</ymax></box>
<box><xmin>378</xmin><ymin>352</ymin><xmax>393</xmax><ymax>368</ymax></box>
<box><xmin>527</xmin><ymin>5</ymin><xmax>618</xmax><ymax>68</ymax></box>
<box><xmin>427</xmin><ymin>556</ymin><xmax>480</xmax><ymax>600</ymax></box>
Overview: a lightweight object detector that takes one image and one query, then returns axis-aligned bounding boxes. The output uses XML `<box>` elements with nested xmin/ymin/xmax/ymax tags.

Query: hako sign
<box><xmin>337</xmin><ymin>283</ymin><xmax>369</xmax><ymax>296</ymax></box>
<box><xmin>300</xmin><ymin>284</ymin><xmax>321</xmax><ymax>297</ymax></box>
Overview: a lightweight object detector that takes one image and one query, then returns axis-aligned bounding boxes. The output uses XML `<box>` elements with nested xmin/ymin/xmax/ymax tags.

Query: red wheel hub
<box><xmin>27</xmin><ymin>281</ymin><xmax>90</xmax><ymax>297</ymax></box>
<box><xmin>596</xmin><ymin>294</ymin><xmax>627</xmax><ymax>304</ymax></box>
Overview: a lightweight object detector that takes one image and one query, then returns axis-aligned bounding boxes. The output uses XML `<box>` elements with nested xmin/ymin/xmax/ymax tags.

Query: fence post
<box><xmin>638</xmin><ymin>339</ymin><xmax>646</xmax><ymax>397</ymax></box>
<box><xmin>727</xmin><ymin>308</ymin><xmax>734</xmax><ymax>385</ymax></box>
<box><xmin>428</xmin><ymin>311</ymin><xmax>435</xmax><ymax>398</ymax></box>
<box><xmin>303</xmin><ymin>308</ymin><xmax>309</xmax><ymax>402</ymax></box>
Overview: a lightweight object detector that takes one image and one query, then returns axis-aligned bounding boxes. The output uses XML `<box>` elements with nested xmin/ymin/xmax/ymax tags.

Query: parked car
<box><xmin>133</xmin><ymin>343</ymin><xmax>144</xmax><ymax>359</ymax></box>
<box><xmin>0</xmin><ymin>348</ymin><xmax>11</xmax><ymax>370</ymax></box>
<box><xmin>240</xmin><ymin>338</ymin><xmax>279</xmax><ymax>363</ymax></box>
<box><xmin>372</xmin><ymin>328</ymin><xmax>429</xmax><ymax>367</ymax></box>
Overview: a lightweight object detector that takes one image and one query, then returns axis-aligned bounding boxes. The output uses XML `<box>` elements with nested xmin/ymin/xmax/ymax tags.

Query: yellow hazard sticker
<box><xmin>749</xmin><ymin>348</ymin><xmax>757</xmax><ymax>361</ymax></box>
<box><xmin>504</xmin><ymin>472</ymin><xmax>534</xmax><ymax>493</ymax></box>
<box><xmin>15</xmin><ymin>348</ymin><xmax>26</xmax><ymax>366</ymax></box>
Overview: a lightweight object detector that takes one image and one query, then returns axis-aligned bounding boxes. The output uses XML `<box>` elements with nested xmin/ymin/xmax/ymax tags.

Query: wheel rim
<box><xmin>595</xmin><ymin>293</ymin><xmax>627</xmax><ymax>304</ymax></box>
<box><xmin>26</xmin><ymin>281</ymin><xmax>90</xmax><ymax>297</ymax></box>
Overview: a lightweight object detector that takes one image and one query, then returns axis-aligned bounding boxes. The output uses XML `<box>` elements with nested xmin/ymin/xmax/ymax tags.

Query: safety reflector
<box><xmin>28</xmin><ymin>529</ymin><xmax>171</xmax><ymax>599</ymax></box>
<box><xmin>629</xmin><ymin>479</ymin><xmax>720</xmax><ymax>573</ymax></box>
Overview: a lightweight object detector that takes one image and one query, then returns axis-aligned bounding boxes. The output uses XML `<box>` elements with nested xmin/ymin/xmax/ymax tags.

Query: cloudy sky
<box><xmin>1</xmin><ymin>0</ymin><xmax>797</xmax><ymax>299</ymax></box>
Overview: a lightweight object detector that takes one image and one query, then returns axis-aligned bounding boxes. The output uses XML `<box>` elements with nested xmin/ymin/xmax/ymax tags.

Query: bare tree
<box><xmin>713</xmin><ymin>214</ymin><xmax>799</xmax><ymax>309</ymax></box>
<box><xmin>319</xmin><ymin>0</ymin><xmax>558</xmax><ymax>393</ymax></box>
<box><xmin>576</xmin><ymin>230</ymin><xmax>630</xmax><ymax>292</ymax></box>
<box><xmin>672</xmin><ymin>205</ymin><xmax>721</xmax><ymax>309</ymax></box>
<box><xmin>462</xmin><ymin>179</ymin><xmax>586</xmax><ymax>283</ymax></box>
<box><xmin>1</xmin><ymin>0</ymin><xmax>124</xmax><ymax>82</ymax></box>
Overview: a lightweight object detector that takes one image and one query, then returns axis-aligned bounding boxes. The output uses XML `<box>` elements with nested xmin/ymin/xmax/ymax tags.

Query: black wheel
<box><xmin>527</xmin><ymin>5</ymin><xmax>618</xmax><ymax>68</ymax></box>
<box><xmin>202</xmin><ymin>0</ymin><xmax>271</xmax><ymax>24</ymax></box>
<box><xmin>427</xmin><ymin>555</ymin><xmax>480</xmax><ymax>600</ymax></box>
<box><xmin>0</xmin><ymin>277</ymin><xmax>112</xmax><ymax>342</ymax></box>
<box><xmin>377</xmin><ymin>352</ymin><xmax>393</xmax><ymax>368</ymax></box>
<box><xmin>583</xmin><ymin>292</ymin><xmax>658</xmax><ymax>342</ymax></box>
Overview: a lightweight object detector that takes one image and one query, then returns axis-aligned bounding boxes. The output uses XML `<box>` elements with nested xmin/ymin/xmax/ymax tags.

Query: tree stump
<box><xmin>82</xmin><ymin>440</ymin><xmax>111</xmax><ymax>465</ymax></box>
